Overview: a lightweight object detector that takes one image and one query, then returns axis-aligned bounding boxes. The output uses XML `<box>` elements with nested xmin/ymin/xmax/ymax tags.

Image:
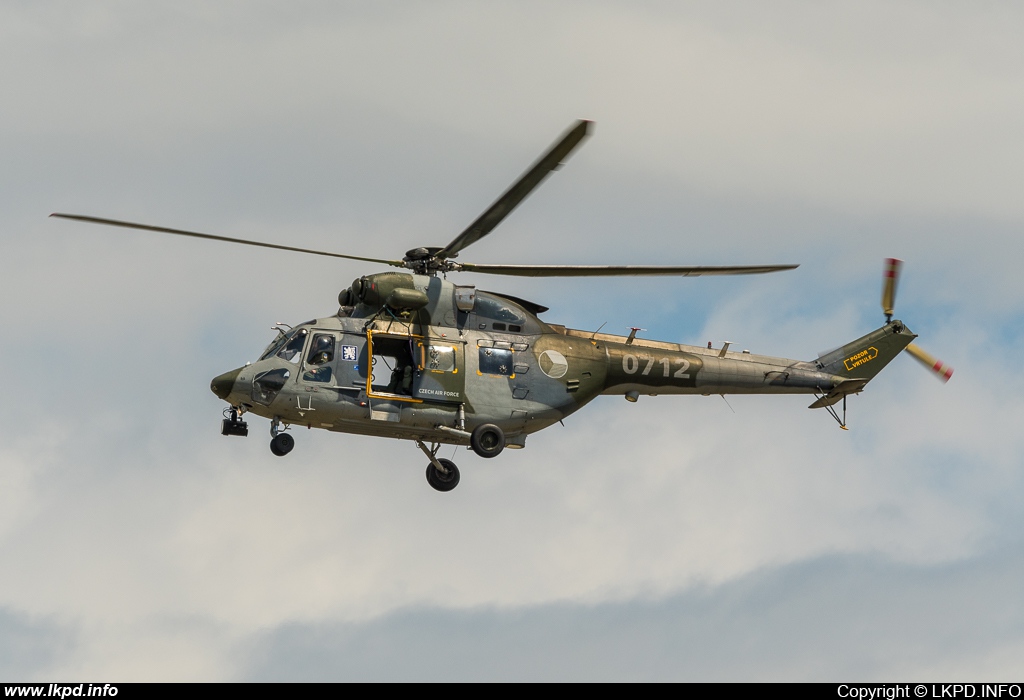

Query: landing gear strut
<box><xmin>417</xmin><ymin>440</ymin><xmax>460</xmax><ymax>492</ymax></box>
<box><xmin>270</xmin><ymin>417</ymin><xmax>295</xmax><ymax>456</ymax></box>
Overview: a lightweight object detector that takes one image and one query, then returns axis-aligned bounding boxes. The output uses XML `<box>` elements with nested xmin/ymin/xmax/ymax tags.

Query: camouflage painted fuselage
<box><xmin>212</xmin><ymin>272</ymin><xmax>916</xmax><ymax>447</ymax></box>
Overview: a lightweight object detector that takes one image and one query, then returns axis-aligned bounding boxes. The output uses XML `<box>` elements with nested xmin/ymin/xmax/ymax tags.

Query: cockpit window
<box><xmin>252</xmin><ymin>367</ymin><xmax>290</xmax><ymax>405</ymax></box>
<box><xmin>273</xmin><ymin>328</ymin><xmax>308</xmax><ymax>364</ymax></box>
<box><xmin>302</xmin><ymin>366</ymin><xmax>332</xmax><ymax>383</ymax></box>
<box><xmin>259</xmin><ymin>333</ymin><xmax>289</xmax><ymax>361</ymax></box>
<box><xmin>306</xmin><ymin>334</ymin><xmax>335</xmax><ymax>365</ymax></box>
<box><xmin>259</xmin><ymin>326</ymin><xmax>310</xmax><ymax>361</ymax></box>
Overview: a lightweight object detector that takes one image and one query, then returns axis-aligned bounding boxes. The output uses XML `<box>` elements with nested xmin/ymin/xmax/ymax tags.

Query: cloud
<box><xmin>3</xmin><ymin>304</ymin><xmax>1020</xmax><ymax>680</ymax></box>
<box><xmin>238</xmin><ymin>549</ymin><xmax>1024</xmax><ymax>681</ymax></box>
<box><xmin>0</xmin><ymin>609</ymin><xmax>75</xmax><ymax>680</ymax></box>
<box><xmin>1</xmin><ymin>0</ymin><xmax>1022</xmax><ymax>681</ymax></box>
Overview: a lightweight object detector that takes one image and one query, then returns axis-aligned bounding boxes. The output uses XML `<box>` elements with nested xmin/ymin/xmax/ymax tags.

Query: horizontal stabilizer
<box><xmin>808</xmin><ymin>378</ymin><xmax>868</xmax><ymax>409</ymax></box>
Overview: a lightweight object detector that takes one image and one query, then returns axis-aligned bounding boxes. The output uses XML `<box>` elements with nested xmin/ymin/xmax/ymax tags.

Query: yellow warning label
<box><xmin>844</xmin><ymin>346</ymin><xmax>878</xmax><ymax>372</ymax></box>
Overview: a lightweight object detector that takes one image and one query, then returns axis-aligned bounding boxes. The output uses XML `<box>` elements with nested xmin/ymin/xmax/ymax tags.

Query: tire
<box><xmin>426</xmin><ymin>459</ymin><xmax>460</xmax><ymax>492</ymax></box>
<box><xmin>270</xmin><ymin>433</ymin><xmax>295</xmax><ymax>456</ymax></box>
<box><xmin>470</xmin><ymin>423</ymin><xmax>505</xmax><ymax>459</ymax></box>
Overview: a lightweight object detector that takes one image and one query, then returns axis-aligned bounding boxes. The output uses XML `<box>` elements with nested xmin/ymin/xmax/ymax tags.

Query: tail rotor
<box><xmin>881</xmin><ymin>258</ymin><xmax>953</xmax><ymax>383</ymax></box>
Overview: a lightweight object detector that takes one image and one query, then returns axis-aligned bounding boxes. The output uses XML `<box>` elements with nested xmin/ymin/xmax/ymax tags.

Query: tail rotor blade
<box><xmin>906</xmin><ymin>343</ymin><xmax>954</xmax><ymax>383</ymax></box>
<box><xmin>882</xmin><ymin>257</ymin><xmax>903</xmax><ymax>321</ymax></box>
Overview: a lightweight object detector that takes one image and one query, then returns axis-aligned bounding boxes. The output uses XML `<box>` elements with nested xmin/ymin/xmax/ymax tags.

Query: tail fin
<box><xmin>816</xmin><ymin>321</ymin><xmax>917</xmax><ymax>382</ymax></box>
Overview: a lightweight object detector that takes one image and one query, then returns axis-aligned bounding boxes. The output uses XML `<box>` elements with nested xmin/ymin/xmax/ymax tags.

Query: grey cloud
<box><xmin>0</xmin><ymin>610</ymin><xmax>76</xmax><ymax>680</ymax></box>
<box><xmin>238</xmin><ymin>548</ymin><xmax>1024</xmax><ymax>681</ymax></box>
<box><xmin>1</xmin><ymin>0</ymin><xmax>1023</xmax><ymax>681</ymax></box>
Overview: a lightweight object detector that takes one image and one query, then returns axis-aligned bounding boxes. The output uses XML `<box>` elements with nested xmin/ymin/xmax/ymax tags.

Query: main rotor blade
<box><xmin>882</xmin><ymin>257</ymin><xmax>903</xmax><ymax>318</ymax></box>
<box><xmin>453</xmin><ymin>263</ymin><xmax>799</xmax><ymax>277</ymax></box>
<box><xmin>435</xmin><ymin>119</ymin><xmax>593</xmax><ymax>260</ymax></box>
<box><xmin>905</xmin><ymin>343</ymin><xmax>954</xmax><ymax>383</ymax></box>
<box><xmin>49</xmin><ymin>214</ymin><xmax>405</xmax><ymax>267</ymax></box>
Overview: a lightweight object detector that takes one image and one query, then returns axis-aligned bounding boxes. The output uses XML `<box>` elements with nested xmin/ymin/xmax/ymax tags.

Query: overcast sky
<box><xmin>1</xmin><ymin>1</ymin><xmax>1022</xmax><ymax>681</ymax></box>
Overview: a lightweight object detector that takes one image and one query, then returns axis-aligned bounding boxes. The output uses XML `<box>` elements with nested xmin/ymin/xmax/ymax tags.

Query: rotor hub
<box><xmin>403</xmin><ymin>247</ymin><xmax>458</xmax><ymax>276</ymax></box>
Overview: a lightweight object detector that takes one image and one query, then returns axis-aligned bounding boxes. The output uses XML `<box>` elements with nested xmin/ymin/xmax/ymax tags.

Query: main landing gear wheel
<box><xmin>470</xmin><ymin>423</ymin><xmax>505</xmax><ymax>459</ymax></box>
<box><xmin>270</xmin><ymin>433</ymin><xmax>295</xmax><ymax>456</ymax></box>
<box><xmin>426</xmin><ymin>458</ymin><xmax>460</xmax><ymax>492</ymax></box>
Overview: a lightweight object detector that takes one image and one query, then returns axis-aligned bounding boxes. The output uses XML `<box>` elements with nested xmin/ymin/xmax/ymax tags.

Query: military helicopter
<box><xmin>51</xmin><ymin>120</ymin><xmax>952</xmax><ymax>491</ymax></box>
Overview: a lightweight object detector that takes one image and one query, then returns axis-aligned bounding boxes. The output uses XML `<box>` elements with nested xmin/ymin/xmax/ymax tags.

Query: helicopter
<box><xmin>51</xmin><ymin>119</ymin><xmax>952</xmax><ymax>492</ymax></box>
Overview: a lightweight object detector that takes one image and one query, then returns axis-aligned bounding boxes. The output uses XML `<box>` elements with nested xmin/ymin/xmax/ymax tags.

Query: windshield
<box><xmin>259</xmin><ymin>327</ymin><xmax>309</xmax><ymax>361</ymax></box>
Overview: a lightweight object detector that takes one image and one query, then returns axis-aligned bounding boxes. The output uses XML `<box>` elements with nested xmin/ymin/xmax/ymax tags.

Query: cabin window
<box><xmin>479</xmin><ymin>347</ymin><xmax>514</xmax><ymax>376</ymax></box>
<box><xmin>492</xmin><ymin>322</ymin><xmax>507</xmax><ymax>331</ymax></box>
<box><xmin>423</xmin><ymin>344</ymin><xmax>457</xmax><ymax>372</ymax></box>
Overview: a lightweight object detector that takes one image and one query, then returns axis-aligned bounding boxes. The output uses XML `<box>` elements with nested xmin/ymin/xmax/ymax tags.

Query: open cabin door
<box><xmin>411</xmin><ymin>337</ymin><xmax>465</xmax><ymax>403</ymax></box>
<box><xmin>364</xmin><ymin>330</ymin><xmax>423</xmax><ymax>403</ymax></box>
<box><xmin>364</xmin><ymin>330</ymin><xmax>465</xmax><ymax>404</ymax></box>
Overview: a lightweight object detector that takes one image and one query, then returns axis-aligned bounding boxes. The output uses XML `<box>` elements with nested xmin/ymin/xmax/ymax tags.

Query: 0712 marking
<box><xmin>622</xmin><ymin>354</ymin><xmax>690</xmax><ymax>379</ymax></box>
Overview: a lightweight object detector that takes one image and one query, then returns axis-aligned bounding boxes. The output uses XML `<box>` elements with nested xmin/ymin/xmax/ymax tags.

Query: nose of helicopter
<box><xmin>210</xmin><ymin>367</ymin><xmax>243</xmax><ymax>400</ymax></box>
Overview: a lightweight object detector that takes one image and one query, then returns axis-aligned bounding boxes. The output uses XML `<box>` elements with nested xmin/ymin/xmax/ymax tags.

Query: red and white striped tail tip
<box><xmin>906</xmin><ymin>343</ymin><xmax>954</xmax><ymax>383</ymax></box>
<box><xmin>884</xmin><ymin>258</ymin><xmax>903</xmax><ymax>279</ymax></box>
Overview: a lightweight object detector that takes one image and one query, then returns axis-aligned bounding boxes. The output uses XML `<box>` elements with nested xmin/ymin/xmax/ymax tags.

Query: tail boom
<box><xmin>568</xmin><ymin>321</ymin><xmax>916</xmax><ymax>402</ymax></box>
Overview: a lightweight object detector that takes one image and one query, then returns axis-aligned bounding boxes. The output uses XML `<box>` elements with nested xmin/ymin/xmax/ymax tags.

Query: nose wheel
<box><xmin>270</xmin><ymin>433</ymin><xmax>295</xmax><ymax>456</ymax></box>
<box><xmin>269</xmin><ymin>417</ymin><xmax>294</xmax><ymax>456</ymax></box>
<box><xmin>417</xmin><ymin>439</ymin><xmax>460</xmax><ymax>492</ymax></box>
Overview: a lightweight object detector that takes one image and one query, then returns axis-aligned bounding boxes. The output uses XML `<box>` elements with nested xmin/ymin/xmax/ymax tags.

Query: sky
<box><xmin>1</xmin><ymin>1</ymin><xmax>1023</xmax><ymax>681</ymax></box>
